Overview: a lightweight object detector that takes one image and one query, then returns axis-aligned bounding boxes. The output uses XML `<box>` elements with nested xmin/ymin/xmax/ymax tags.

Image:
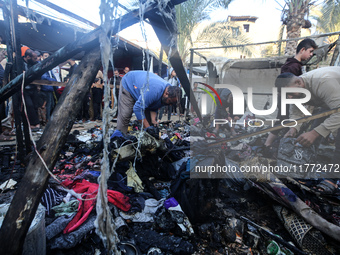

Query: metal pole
<box><xmin>189</xmin><ymin>49</ymin><xmax>194</xmax><ymax>86</ymax></box>
<box><xmin>188</xmin><ymin>49</ymin><xmax>194</xmax><ymax>116</ymax></box>
<box><xmin>158</xmin><ymin>46</ymin><xmax>163</xmax><ymax>76</ymax></box>
<box><xmin>191</xmin><ymin>31</ymin><xmax>340</xmax><ymax>51</ymax></box>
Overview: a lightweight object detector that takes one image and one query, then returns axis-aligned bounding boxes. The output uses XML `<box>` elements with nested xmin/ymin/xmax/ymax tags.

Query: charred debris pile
<box><xmin>1</xmin><ymin>116</ymin><xmax>339</xmax><ymax>255</ymax></box>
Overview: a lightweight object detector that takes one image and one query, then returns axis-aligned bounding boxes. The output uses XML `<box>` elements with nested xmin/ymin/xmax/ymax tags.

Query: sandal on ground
<box><xmin>314</xmin><ymin>180</ymin><xmax>338</xmax><ymax>195</ymax></box>
<box><xmin>0</xmin><ymin>134</ymin><xmax>15</xmax><ymax>141</ymax></box>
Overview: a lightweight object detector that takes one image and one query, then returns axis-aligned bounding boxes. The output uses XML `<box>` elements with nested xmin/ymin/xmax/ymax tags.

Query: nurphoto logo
<box><xmin>200</xmin><ymin>83</ymin><xmax>312</xmax><ymax>128</ymax></box>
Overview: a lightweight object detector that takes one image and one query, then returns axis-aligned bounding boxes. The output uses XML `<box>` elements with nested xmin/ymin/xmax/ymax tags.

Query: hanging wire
<box><xmin>20</xmin><ymin>71</ymin><xmax>98</xmax><ymax>201</ymax></box>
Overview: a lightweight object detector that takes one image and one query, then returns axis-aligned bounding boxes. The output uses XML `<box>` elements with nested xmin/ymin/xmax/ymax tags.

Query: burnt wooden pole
<box><xmin>2</xmin><ymin>0</ymin><xmax>26</xmax><ymax>157</ymax></box>
<box><xmin>0</xmin><ymin>28</ymin><xmax>100</xmax><ymax>103</ymax></box>
<box><xmin>0</xmin><ymin>47</ymin><xmax>102</xmax><ymax>255</ymax></box>
<box><xmin>146</xmin><ymin>2</ymin><xmax>203</xmax><ymax>123</ymax></box>
<box><xmin>189</xmin><ymin>49</ymin><xmax>194</xmax><ymax>86</ymax></box>
<box><xmin>9</xmin><ymin>0</ymin><xmax>32</xmax><ymax>154</ymax></box>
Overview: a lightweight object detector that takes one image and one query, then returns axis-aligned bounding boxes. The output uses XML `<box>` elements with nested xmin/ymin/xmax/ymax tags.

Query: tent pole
<box><xmin>330</xmin><ymin>35</ymin><xmax>340</xmax><ymax>66</ymax></box>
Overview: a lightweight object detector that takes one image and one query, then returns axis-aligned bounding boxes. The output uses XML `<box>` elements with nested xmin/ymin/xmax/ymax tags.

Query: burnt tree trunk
<box><xmin>10</xmin><ymin>0</ymin><xmax>32</xmax><ymax>154</ymax></box>
<box><xmin>0</xmin><ymin>47</ymin><xmax>101</xmax><ymax>255</ymax></box>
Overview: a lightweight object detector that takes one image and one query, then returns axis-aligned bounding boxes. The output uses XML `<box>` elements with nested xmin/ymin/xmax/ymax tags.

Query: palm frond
<box><xmin>317</xmin><ymin>0</ymin><xmax>340</xmax><ymax>32</ymax></box>
<box><xmin>175</xmin><ymin>0</ymin><xmax>224</xmax><ymax>59</ymax></box>
<box><xmin>212</xmin><ymin>0</ymin><xmax>235</xmax><ymax>9</ymax></box>
<box><xmin>195</xmin><ymin>21</ymin><xmax>255</xmax><ymax>57</ymax></box>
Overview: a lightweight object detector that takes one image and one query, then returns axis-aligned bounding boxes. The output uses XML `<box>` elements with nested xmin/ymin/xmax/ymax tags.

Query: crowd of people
<box><xmin>0</xmin><ymin>41</ymin><xmax>190</xmax><ymax>142</ymax></box>
<box><xmin>0</xmin><ymin>40</ymin><xmax>189</xmax><ymax>141</ymax></box>
<box><xmin>0</xmin><ymin>41</ymin><xmax>135</xmax><ymax>140</ymax></box>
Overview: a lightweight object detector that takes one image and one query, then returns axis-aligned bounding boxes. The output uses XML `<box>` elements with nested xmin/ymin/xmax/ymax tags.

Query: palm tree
<box><xmin>176</xmin><ymin>0</ymin><xmax>234</xmax><ymax>60</ymax></box>
<box><xmin>195</xmin><ymin>20</ymin><xmax>254</xmax><ymax>57</ymax></box>
<box><xmin>315</xmin><ymin>0</ymin><xmax>340</xmax><ymax>33</ymax></box>
<box><xmin>279</xmin><ymin>0</ymin><xmax>314</xmax><ymax>55</ymax></box>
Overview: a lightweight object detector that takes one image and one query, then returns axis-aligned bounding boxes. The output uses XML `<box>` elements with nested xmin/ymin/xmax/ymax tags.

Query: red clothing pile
<box><xmin>62</xmin><ymin>179</ymin><xmax>131</xmax><ymax>233</ymax></box>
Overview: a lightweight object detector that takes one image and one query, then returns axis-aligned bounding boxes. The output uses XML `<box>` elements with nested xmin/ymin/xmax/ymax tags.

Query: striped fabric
<box><xmin>41</xmin><ymin>186</ymin><xmax>66</xmax><ymax>216</ymax></box>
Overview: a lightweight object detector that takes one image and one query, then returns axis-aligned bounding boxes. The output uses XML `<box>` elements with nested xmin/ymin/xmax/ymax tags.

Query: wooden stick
<box><xmin>330</xmin><ymin>35</ymin><xmax>340</xmax><ymax>66</ymax></box>
<box><xmin>31</xmin><ymin>80</ymin><xmax>66</xmax><ymax>87</ymax></box>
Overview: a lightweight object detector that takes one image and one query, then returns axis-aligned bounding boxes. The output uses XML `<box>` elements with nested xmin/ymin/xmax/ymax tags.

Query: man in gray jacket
<box><xmin>275</xmin><ymin>66</ymin><xmax>340</xmax><ymax>193</ymax></box>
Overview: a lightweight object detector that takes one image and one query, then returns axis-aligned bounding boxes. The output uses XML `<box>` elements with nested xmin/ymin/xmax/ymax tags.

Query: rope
<box><xmin>20</xmin><ymin>71</ymin><xmax>97</xmax><ymax>201</ymax></box>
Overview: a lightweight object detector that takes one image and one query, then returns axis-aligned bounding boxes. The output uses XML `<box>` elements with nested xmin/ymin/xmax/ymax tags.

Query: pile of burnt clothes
<box><xmin>39</xmin><ymin>122</ymin><xmax>193</xmax><ymax>254</ymax></box>
<box><xmin>35</xmin><ymin>119</ymin><xmax>340</xmax><ymax>254</ymax></box>
<box><xmin>190</xmin><ymin>116</ymin><xmax>340</xmax><ymax>254</ymax></box>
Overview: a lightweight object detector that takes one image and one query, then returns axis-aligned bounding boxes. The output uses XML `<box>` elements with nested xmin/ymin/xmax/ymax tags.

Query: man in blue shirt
<box><xmin>117</xmin><ymin>71</ymin><xmax>181</xmax><ymax>133</ymax></box>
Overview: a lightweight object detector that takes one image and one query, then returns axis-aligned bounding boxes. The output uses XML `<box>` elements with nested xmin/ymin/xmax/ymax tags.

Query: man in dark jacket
<box><xmin>264</xmin><ymin>38</ymin><xmax>318</xmax><ymax>147</ymax></box>
<box><xmin>281</xmin><ymin>39</ymin><xmax>317</xmax><ymax>75</ymax></box>
<box><xmin>23</xmin><ymin>49</ymin><xmax>40</xmax><ymax>129</ymax></box>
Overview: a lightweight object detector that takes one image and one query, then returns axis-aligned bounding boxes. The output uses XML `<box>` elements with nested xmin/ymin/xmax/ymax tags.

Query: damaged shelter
<box><xmin>0</xmin><ymin>1</ymin><xmax>168</xmax><ymax>75</ymax></box>
<box><xmin>0</xmin><ymin>0</ymin><xmax>340</xmax><ymax>255</ymax></box>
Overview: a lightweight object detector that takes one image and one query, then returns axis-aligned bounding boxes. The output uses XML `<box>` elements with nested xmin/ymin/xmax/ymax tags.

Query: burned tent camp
<box><xmin>0</xmin><ymin>0</ymin><xmax>340</xmax><ymax>255</ymax></box>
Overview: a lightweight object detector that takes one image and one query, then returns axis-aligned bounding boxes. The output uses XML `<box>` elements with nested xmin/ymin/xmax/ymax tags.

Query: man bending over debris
<box><xmin>275</xmin><ymin>66</ymin><xmax>340</xmax><ymax>194</ymax></box>
<box><xmin>265</xmin><ymin>39</ymin><xmax>317</xmax><ymax>147</ymax></box>
<box><xmin>117</xmin><ymin>70</ymin><xmax>181</xmax><ymax>133</ymax></box>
